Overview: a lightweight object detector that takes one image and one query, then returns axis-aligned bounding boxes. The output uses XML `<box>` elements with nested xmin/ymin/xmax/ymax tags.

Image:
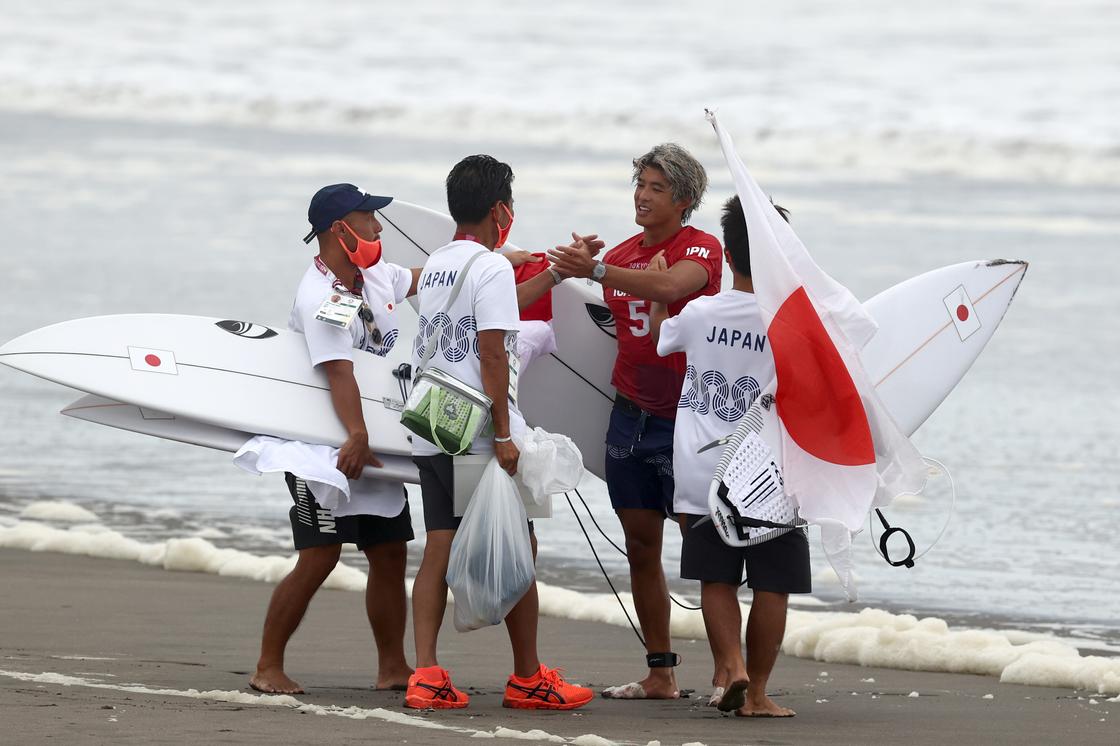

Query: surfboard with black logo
<box><xmin>376</xmin><ymin>200</ymin><xmax>1028</xmax><ymax>481</ymax></box>
<box><xmin>0</xmin><ymin>314</ymin><xmax>415</xmax><ymax>458</ymax></box>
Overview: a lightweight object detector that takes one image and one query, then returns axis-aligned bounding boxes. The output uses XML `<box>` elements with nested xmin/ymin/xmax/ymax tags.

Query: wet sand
<box><xmin>0</xmin><ymin>548</ymin><xmax>1113</xmax><ymax>745</ymax></box>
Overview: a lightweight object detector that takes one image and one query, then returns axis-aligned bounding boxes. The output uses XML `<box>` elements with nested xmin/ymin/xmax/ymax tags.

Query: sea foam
<box><xmin>19</xmin><ymin>501</ymin><xmax>100</xmax><ymax>523</ymax></box>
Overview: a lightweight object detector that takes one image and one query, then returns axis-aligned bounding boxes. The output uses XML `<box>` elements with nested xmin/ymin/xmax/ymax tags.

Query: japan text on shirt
<box><xmin>656</xmin><ymin>290</ymin><xmax>775</xmax><ymax>514</ymax></box>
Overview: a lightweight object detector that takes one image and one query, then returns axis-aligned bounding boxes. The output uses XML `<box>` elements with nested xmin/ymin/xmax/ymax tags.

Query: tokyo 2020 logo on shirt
<box><xmin>367</xmin><ymin>328</ymin><xmax>399</xmax><ymax>357</ymax></box>
<box><xmin>678</xmin><ymin>365</ymin><xmax>762</xmax><ymax>422</ymax></box>
<box><xmin>415</xmin><ymin>314</ymin><xmax>482</xmax><ymax>362</ymax></box>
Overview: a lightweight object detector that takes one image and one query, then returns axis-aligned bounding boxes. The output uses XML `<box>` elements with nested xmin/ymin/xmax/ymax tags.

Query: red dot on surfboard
<box><xmin>145</xmin><ymin>354</ymin><xmax>161</xmax><ymax>367</ymax></box>
<box><xmin>956</xmin><ymin>305</ymin><xmax>969</xmax><ymax>322</ymax></box>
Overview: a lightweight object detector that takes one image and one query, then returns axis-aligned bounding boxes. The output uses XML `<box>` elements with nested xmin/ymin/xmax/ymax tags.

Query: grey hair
<box><xmin>632</xmin><ymin>143</ymin><xmax>709</xmax><ymax>224</ymax></box>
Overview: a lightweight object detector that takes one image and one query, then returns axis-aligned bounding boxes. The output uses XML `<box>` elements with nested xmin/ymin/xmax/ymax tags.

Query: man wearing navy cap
<box><xmin>249</xmin><ymin>182</ymin><xmax>575</xmax><ymax>695</ymax></box>
<box><xmin>250</xmin><ymin>184</ymin><xmax>422</xmax><ymax>695</ymax></box>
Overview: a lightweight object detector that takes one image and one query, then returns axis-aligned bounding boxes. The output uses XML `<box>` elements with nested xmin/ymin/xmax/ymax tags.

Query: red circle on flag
<box><xmin>145</xmin><ymin>354</ymin><xmax>161</xmax><ymax>367</ymax></box>
<box><xmin>956</xmin><ymin>304</ymin><xmax>969</xmax><ymax>322</ymax></box>
<box><xmin>770</xmin><ymin>287</ymin><xmax>874</xmax><ymax>466</ymax></box>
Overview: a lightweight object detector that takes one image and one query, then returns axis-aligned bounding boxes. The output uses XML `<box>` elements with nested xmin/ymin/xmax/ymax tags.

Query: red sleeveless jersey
<box><xmin>603</xmin><ymin>226</ymin><xmax>722</xmax><ymax>419</ymax></box>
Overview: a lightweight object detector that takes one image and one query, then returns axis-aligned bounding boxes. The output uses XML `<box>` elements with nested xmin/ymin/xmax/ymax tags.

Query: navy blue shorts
<box><xmin>604</xmin><ymin>397</ymin><xmax>676</xmax><ymax>515</ymax></box>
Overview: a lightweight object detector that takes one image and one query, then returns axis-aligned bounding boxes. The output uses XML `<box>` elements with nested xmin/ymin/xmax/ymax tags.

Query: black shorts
<box><xmin>680</xmin><ymin>514</ymin><xmax>811</xmax><ymax>593</ymax></box>
<box><xmin>412</xmin><ymin>454</ymin><xmax>534</xmax><ymax>534</ymax></box>
<box><xmin>286</xmin><ymin>472</ymin><xmax>414</xmax><ymax>551</ymax></box>
<box><xmin>603</xmin><ymin>397</ymin><xmax>676</xmax><ymax>515</ymax></box>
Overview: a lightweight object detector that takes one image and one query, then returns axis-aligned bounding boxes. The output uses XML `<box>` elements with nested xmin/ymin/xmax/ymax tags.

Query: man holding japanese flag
<box><xmin>705</xmin><ymin>110</ymin><xmax>927</xmax><ymax>598</ymax></box>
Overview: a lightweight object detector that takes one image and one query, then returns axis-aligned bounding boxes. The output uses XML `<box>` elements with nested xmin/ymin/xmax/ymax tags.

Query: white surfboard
<box><xmin>543</xmin><ymin>261</ymin><xmax>1028</xmax><ymax>476</ymax></box>
<box><xmin>0</xmin><ymin>314</ymin><xmax>416</xmax><ymax>455</ymax></box>
<box><xmin>376</xmin><ymin>199</ymin><xmax>458</xmax><ymax>264</ymax></box>
<box><xmin>710</xmin><ymin>259</ymin><xmax>1027</xmax><ymax>546</ymax></box>
<box><xmin>375</xmin><ymin>199</ymin><xmax>1027</xmax><ymax>478</ymax></box>
<box><xmin>58</xmin><ymin>394</ymin><xmax>421</xmax><ymax>483</ymax></box>
<box><xmin>861</xmin><ymin>259</ymin><xmax>1027</xmax><ymax>435</ymax></box>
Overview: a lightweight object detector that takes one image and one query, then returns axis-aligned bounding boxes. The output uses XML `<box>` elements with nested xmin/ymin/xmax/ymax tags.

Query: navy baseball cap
<box><xmin>303</xmin><ymin>183</ymin><xmax>393</xmax><ymax>243</ymax></box>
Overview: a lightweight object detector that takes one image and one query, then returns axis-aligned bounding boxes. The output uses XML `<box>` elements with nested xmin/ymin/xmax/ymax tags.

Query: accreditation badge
<box><xmin>315</xmin><ymin>292</ymin><xmax>363</xmax><ymax>328</ymax></box>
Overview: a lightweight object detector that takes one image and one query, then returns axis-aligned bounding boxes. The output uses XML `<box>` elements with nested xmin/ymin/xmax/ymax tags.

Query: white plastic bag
<box><xmin>515</xmin><ymin>427</ymin><xmax>584</xmax><ymax>504</ymax></box>
<box><xmin>446</xmin><ymin>458</ymin><xmax>535</xmax><ymax>632</ymax></box>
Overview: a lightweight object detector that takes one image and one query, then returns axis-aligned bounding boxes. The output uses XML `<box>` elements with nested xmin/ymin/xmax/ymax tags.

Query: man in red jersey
<box><xmin>549</xmin><ymin>143</ymin><xmax>722</xmax><ymax>700</ymax></box>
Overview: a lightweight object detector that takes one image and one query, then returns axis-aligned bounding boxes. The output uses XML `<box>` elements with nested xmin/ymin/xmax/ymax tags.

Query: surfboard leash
<box><xmin>564</xmin><ymin>491</ymin><xmax>646</xmax><ymax>647</ymax></box>
<box><xmin>567</xmin><ymin>487</ymin><xmax>702</xmax><ymax>614</ymax></box>
<box><xmin>869</xmin><ymin>457</ymin><xmax>956</xmax><ymax>568</ymax></box>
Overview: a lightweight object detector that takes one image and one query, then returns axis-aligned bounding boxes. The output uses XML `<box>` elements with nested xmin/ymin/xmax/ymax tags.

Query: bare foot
<box><xmin>602</xmin><ymin>671</ymin><xmax>679</xmax><ymax>700</ymax></box>
<box><xmin>249</xmin><ymin>667</ymin><xmax>304</xmax><ymax>694</ymax></box>
<box><xmin>375</xmin><ymin>667</ymin><xmax>413</xmax><ymax>691</ymax></box>
<box><xmin>737</xmin><ymin>692</ymin><xmax>795</xmax><ymax>718</ymax></box>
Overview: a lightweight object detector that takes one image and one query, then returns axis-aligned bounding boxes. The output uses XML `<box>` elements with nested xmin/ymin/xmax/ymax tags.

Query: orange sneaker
<box><xmin>404</xmin><ymin>665</ymin><xmax>469</xmax><ymax>710</ymax></box>
<box><xmin>503</xmin><ymin>664</ymin><xmax>593</xmax><ymax>710</ymax></box>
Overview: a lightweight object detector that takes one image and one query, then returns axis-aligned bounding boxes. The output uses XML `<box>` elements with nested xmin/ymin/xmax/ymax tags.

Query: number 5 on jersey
<box><xmin>627</xmin><ymin>300</ymin><xmax>650</xmax><ymax>337</ymax></box>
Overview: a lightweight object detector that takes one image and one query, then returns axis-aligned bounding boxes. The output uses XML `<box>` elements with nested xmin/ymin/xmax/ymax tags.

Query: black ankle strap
<box><xmin>646</xmin><ymin>652</ymin><xmax>681</xmax><ymax>668</ymax></box>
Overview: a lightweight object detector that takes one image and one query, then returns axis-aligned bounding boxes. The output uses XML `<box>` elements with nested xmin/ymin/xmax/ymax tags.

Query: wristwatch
<box><xmin>590</xmin><ymin>261</ymin><xmax>607</xmax><ymax>282</ymax></box>
<box><xmin>546</xmin><ymin>267</ymin><xmax>564</xmax><ymax>285</ymax></box>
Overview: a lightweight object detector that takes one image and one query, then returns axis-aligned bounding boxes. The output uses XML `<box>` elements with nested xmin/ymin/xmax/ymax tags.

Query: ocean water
<box><xmin>0</xmin><ymin>1</ymin><xmax>1118</xmax><ymax>647</ymax></box>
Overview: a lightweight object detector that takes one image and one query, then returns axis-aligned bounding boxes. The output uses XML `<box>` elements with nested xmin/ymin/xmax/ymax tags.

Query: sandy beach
<box><xmin>0</xmin><ymin>548</ymin><xmax>1113</xmax><ymax>745</ymax></box>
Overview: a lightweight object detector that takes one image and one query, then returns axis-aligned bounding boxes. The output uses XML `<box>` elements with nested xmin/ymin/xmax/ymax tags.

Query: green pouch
<box><xmin>401</xmin><ymin>368</ymin><xmax>492</xmax><ymax>455</ymax></box>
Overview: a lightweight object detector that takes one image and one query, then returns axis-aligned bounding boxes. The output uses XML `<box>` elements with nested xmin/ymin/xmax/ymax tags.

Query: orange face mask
<box><xmin>493</xmin><ymin>203</ymin><xmax>514</xmax><ymax>249</ymax></box>
<box><xmin>337</xmin><ymin>219</ymin><xmax>382</xmax><ymax>268</ymax></box>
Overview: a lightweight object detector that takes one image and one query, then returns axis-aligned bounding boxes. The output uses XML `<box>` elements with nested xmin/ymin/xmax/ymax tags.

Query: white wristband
<box><xmin>494</xmin><ymin>435</ymin><xmax>512</xmax><ymax>443</ymax></box>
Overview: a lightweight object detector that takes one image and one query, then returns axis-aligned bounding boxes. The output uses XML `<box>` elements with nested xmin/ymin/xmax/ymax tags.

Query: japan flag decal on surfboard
<box><xmin>127</xmin><ymin>346</ymin><xmax>177</xmax><ymax>375</ymax></box>
<box><xmin>943</xmin><ymin>286</ymin><xmax>981</xmax><ymax>341</ymax></box>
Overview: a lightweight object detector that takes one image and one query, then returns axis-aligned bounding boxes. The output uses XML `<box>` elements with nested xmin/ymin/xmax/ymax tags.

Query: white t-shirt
<box><xmin>289</xmin><ymin>259</ymin><xmax>413</xmax><ymax>365</ymax></box>
<box><xmin>656</xmin><ymin>290</ymin><xmax>776</xmax><ymax>516</ymax></box>
<box><xmin>282</xmin><ymin>257</ymin><xmax>413</xmax><ymax>517</ymax></box>
<box><xmin>410</xmin><ymin>240</ymin><xmax>524</xmax><ymax>457</ymax></box>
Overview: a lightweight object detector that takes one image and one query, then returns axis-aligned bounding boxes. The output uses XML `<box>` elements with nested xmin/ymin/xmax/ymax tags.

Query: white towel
<box><xmin>234</xmin><ymin>435</ymin><xmax>406</xmax><ymax>518</ymax></box>
<box><xmin>516</xmin><ymin>319</ymin><xmax>557</xmax><ymax>369</ymax></box>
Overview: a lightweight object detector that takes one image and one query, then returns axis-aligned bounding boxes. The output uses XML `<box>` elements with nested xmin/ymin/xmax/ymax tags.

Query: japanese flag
<box><xmin>128</xmin><ymin>346</ymin><xmax>178</xmax><ymax>375</ymax></box>
<box><xmin>707</xmin><ymin>111</ymin><xmax>927</xmax><ymax>597</ymax></box>
<box><xmin>943</xmin><ymin>285</ymin><xmax>981</xmax><ymax>341</ymax></box>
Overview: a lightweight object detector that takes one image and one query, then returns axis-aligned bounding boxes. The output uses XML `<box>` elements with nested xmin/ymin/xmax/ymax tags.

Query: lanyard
<box><xmin>314</xmin><ymin>256</ymin><xmax>379</xmax><ymax>343</ymax></box>
<box><xmin>314</xmin><ymin>255</ymin><xmax>364</xmax><ymax>297</ymax></box>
